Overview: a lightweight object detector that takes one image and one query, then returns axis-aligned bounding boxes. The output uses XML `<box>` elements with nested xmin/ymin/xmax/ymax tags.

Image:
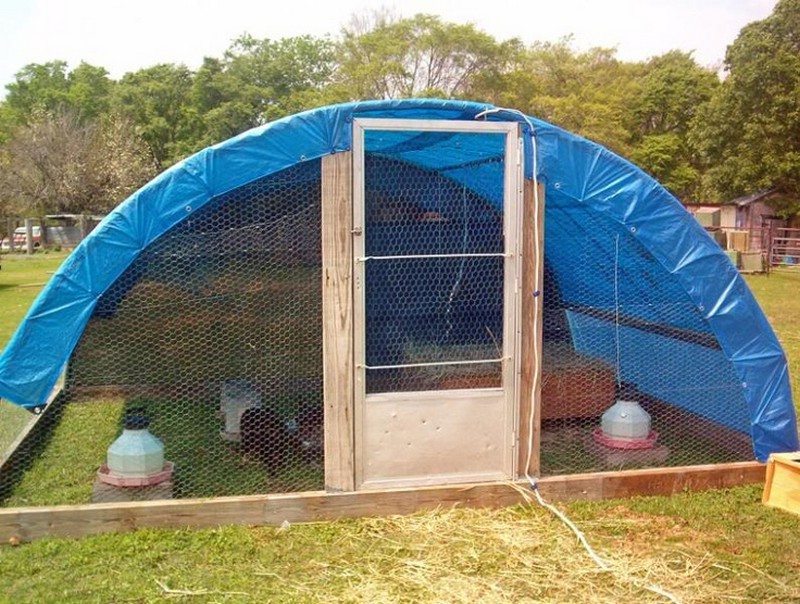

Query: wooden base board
<box><xmin>0</xmin><ymin>461</ymin><xmax>764</xmax><ymax>543</ymax></box>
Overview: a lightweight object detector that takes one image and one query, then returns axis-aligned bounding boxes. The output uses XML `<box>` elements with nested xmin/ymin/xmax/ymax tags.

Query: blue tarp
<box><xmin>0</xmin><ymin>98</ymin><xmax>796</xmax><ymax>460</ymax></box>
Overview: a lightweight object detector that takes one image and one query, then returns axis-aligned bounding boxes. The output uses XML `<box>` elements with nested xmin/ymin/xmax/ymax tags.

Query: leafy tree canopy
<box><xmin>692</xmin><ymin>0</ymin><xmax>800</xmax><ymax>206</ymax></box>
<box><xmin>0</xmin><ymin>5</ymin><xmax>798</xmax><ymax>214</ymax></box>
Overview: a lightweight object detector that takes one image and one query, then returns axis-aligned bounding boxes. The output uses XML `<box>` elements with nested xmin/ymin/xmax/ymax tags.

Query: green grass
<box><xmin>1</xmin><ymin>393</ymin><xmax>323</xmax><ymax>505</ymax></box>
<box><xmin>0</xmin><ymin>251</ymin><xmax>69</xmax><ymax>346</ymax></box>
<box><xmin>128</xmin><ymin>396</ymin><xmax>322</xmax><ymax>498</ymax></box>
<box><xmin>1</xmin><ymin>261</ymin><xmax>800</xmax><ymax>602</ymax></box>
<box><xmin>744</xmin><ymin>270</ymin><xmax>800</xmax><ymax>413</ymax></box>
<box><xmin>567</xmin><ymin>484</ymin><xmax>800</xmax><ymax>602</ymax></box>
<box><xmin>2</xmin><ymin>400</ymin><xmax>124</xmax><ymax>507</ymax></box>
<box><xmin>0</xmin><ymin>487</ymin><xmax>797</xmax><ymax>603</ymax></box>
<box><xmin>0</xmin><ymin>252</ymin><xmax>69</xmax><ymax>456</ymax></box>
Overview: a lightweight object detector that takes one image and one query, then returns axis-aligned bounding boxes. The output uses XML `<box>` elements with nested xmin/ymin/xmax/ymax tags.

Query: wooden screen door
<box><xmin>352</xmin><ymin>118</ymin><xmax>522</xmax><ymax>489</ymax></box>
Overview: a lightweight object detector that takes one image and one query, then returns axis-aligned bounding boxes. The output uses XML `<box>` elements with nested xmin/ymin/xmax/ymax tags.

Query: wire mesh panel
<box><xmin>1</xmin><ymin>161</ymin><xmax>324</xmax><ymax>505</ymax></box>
<box><xmin>539</xmin><ymin>200</ymin><xmax>754</xmax><ymax>475</ymax></box>
<box><xmin>361</xmin><ymin>135</ymin><xmax>508</xmax><ymax>395</ymax></box>
<box><xmin>0</xmin><ymin>131</ymin><xmax>761</xmax><ymax>507</ymax></box>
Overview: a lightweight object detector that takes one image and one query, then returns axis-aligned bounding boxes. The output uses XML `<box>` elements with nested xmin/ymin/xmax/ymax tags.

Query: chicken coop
<box><xmin>0</xmin><ymin>99</ymin><xmax>796</xmax><ymax>539</ymax></box>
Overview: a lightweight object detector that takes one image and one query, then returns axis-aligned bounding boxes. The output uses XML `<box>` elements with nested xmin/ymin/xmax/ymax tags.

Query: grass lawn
<box><xmin>0</xmin><ymin>252</ymin><xmax>69</xmax><ymax>455</ymax></box>
<box><xmin>745</xmin><ymin>270</ymin><xmax>800</xmax><ymax>404</ymax></box>
<box><xmin>0</xmin><ymin>251</ymin><xmax>69</xmax><ymax>345</ymax></box>
<box><xmin>0</xmin><ymin>259</ymin><xmax>799</xmax><ymax>602</ymax></box>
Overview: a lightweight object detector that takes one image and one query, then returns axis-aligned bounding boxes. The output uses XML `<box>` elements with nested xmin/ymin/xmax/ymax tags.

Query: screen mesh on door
<box><xmin>362</xmin><ymin>131</ymin><xmax>509</xmax><ymax>395</ymax></box>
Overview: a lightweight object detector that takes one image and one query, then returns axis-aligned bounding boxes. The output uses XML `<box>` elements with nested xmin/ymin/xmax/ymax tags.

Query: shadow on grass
<box><xmin>0</xmin><ymin>396</ymin><xmax>68</xmax><ymax>503</ymax></box>
<box><xmin>0</xmin><ymin>396</ymin><xmax>125</xmax><ymax>507</ymax></box>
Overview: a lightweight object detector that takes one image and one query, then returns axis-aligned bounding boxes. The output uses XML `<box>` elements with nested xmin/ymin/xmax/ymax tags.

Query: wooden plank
<box><xmin>762</xmin><ymin>454</ymin><xmax>777</xmax><ymax>505</ymax></box>
<box><xmin>568</xmin><ymin>305</ymin><xmax>721</xmax><ymax>350</ymax></box>
<box><xmin>592</xmin><ymin>461</ymin><xmax>764</xmax><ymax>499</ymax></box>
<box><xmin>518</xmin><ymin>180</ymin><xmax>544</xmax><ymax>477</ymax></box>
<box><xmin>321</xmin><ymin>152</ymin><xmax>355</xmax><ymax>492</ymax></box>
<box><xmin>0</xmin><ymin>461</ymin><xmax>764</xmax><ymax>543</ymax></box>
<box><xmin>762</xmin><ymin>452</ymin><xmax>800</xmax><ymax>516</ymax></box>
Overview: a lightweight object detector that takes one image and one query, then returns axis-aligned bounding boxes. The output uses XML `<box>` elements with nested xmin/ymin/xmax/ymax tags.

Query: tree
<box><xmin>66</xmin><ymin>62</ymin><xmax>114</xmax><ymax>120</ymax></box>
<box><xmin>628</xmin><ymin>51</ymin><xmax>718</xmax><ymax>198</ymax></box>
<box><xmin>629</xmin><ymin>133</ymin><xmax>699</xmax><ymax>197</ymax></box>
<box><xmin>691</xmin><ymin>0</ymin><xmax>800</xmax><ymax>207</ymax></box>
<box><xmin>0</xmin><ymin>109</ymin><xmax>156</xmax><ymax>215</ymax></box>
<box><xmin>192</xmin><ymin>35</ymin><xmax>338</xmax><ymax>146</ymax></box>
<box><xmin>3</xmin><ymin>61</ymin><xmax>113</xmax><ymax>124</ymax></box>
<box><xmin>0</xmin><ymin>104</ymin><xmax>16</xmax><ymax>145</ymax></box>
<box><xmin>90</xmin><ymin>113</ymin><xmax>159</xmax><ymax>210</ymax></box>
<box><xmin>474</xmin><ymin>39</ymin><xmax>643</xmax><ymax>156</ymax></box>
<box><xmin>337</xmin><ymin>14</ymin><xmax>512</xmax><ymax>99</ymax></box>
<box><xmin>114</xmin><ymin>64</ymin><xmax>201</xmax><ymax>168</ymax></box>
<box><xmin>224</xmin><ymin>34</ymin><xmax>337</xmax><ymax>117</ymax></box>
<box><xmin>3</xmin><ymin>61</ymin><xmax>70</xmax><ymax>121</ymax></box>
<box><xmin>631</xmin><ymin>51</ymin><xmax>718</xmax><ymax>139</ymax></box>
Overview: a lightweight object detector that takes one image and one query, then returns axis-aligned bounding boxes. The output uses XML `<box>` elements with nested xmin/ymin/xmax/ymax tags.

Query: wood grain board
<box><xmin>0</xmin><ymin>461</ymin><xmax>764</xmax><ymax>543</ymax></box>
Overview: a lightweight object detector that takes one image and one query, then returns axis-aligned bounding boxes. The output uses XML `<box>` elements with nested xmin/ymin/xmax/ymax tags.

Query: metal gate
<box><xmin>352</xmin><ymin>119</ymin><xmax>522</xmax><ymax>489</ymax></box>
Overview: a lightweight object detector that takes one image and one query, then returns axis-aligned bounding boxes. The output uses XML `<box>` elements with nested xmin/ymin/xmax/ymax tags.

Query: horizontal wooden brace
<box><xmin>0</xmin><ymin>461</ymin><xmax>764</xmax><ymax>543</ymax></box>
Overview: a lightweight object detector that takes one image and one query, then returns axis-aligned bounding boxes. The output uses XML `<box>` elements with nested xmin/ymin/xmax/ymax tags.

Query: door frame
<box><xmin>350</xmin><ymin>118</ymin><xmax>524</xmax><ymax>489</ymax></box>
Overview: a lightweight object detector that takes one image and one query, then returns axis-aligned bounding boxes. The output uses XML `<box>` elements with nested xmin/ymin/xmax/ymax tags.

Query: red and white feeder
<box><xmin>97</xmin><ymin>409</ymin><xmax>173</xmax><ymax>487</ymax></box>
<box><xmin>592</xmin><ymin>399</ymin><xmax>659</xmax><ymax>450</ymax></box>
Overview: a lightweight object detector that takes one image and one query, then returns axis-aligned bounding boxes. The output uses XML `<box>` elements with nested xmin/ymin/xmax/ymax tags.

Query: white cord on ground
<box><xmin>476</xmin><ymin>105</ymin><xmax>681</xmax><ymax>604</ymax></box>
<box><xmin>529</xmin><ymin>481</ymin><xmax>610</xmax><ymax>570</ymax></box>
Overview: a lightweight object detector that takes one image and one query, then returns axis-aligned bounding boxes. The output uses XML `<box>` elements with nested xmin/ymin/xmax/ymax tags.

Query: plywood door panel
<box><xmin>360</xmin><ymin>389</ymin><xmax>508</xmax><ymax>489</ymax></box>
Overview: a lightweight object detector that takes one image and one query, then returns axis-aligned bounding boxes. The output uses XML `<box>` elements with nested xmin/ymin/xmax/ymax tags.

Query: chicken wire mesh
<box><xmin>1</xmin><ymin>160</ymin><xmax>325</xmax><ymax>505</ymax></box>
<box><xmin>363</xmin><ymin>153</ymin><xmax>506</xmax><ymax>394</ymax></box>
<box><xmin>0</xmin><ymin>144</ymin><xmax>756</xmax><ymax>508</ymax></box>
<box><xmin>538</xmin><ymin>202</ymin><xmax>753</xmax><ymax>475</ymax></box>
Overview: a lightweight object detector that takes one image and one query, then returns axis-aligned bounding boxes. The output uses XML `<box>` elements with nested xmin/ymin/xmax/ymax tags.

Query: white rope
<box><xmin>476</xmin><ymin>105</ymin><xmax>681</xmax><ymax>604</ymax></box>
<box><xmin>529</xmin><ymin>481</ymin><xmax>610</xmax><ymax>569</ymax></box>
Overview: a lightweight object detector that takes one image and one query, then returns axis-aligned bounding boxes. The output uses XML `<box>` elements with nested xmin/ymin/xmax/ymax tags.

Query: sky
<box><xmin>0</xmin><ymin>0</ymin><xmax>778</xmax><ymax>93</ymax></box>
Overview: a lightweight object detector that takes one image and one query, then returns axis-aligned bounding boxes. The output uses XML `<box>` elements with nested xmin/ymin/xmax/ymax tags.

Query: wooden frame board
<box><xmin>0</xmin><ymin>461</ymin><xmax>764</xmax><ymax>543</ymax></box>
<box><xmin>0</xmin><ymin>383</ymin><xmax>64</xmax><ymax>472</ymax></box>
<box><xmin>321</xmin><ymin>152</ymin><xmax>355</xmax><ymax>491</ymax></box>
<box><xmin>518</xmin><ymin>180</ymin><xmax>545</xmax><ymax>478</ymax></box>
